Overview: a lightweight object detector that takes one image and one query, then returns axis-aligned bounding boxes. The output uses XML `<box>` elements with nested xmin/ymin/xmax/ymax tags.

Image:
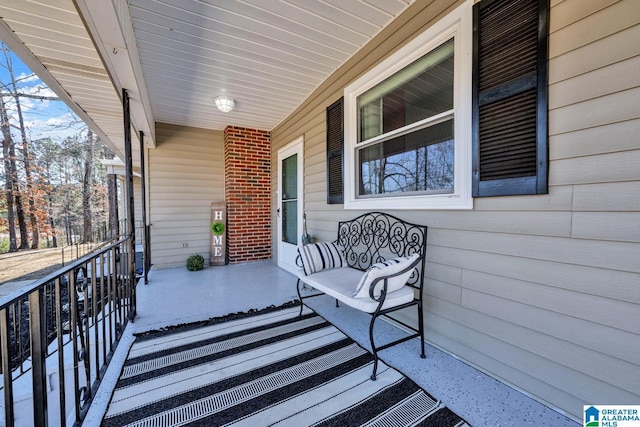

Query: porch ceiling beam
<box><xmin>74</xmin><ymin>0</ymin><xmax>156</xmax><ymax>148</ymax></box>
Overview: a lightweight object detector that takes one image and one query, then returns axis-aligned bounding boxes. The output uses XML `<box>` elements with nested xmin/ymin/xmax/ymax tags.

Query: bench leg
<box><xmin>369</xmin><ymin>313</ymin><xmax>379</xmax><ymax>381</ymax></box>
<box><xmin>369</xmin><ymin>300</ymin><xmax>425</xmax><ymax>380</ymax></box>
<box><xmin>296</xmin><ymin>278</ymin><xmax>304</xmax><ymax>317</ymax></box>
<box><xmin>418</xmin><ymin>300</ymin><xmax>426</xmax><ymax>359</ymax></box>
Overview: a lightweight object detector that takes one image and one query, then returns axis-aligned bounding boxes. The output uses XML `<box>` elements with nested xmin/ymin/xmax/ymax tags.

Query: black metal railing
<box><xmin>0</xmin><ymin>235</ymin><xmax>137</xmax><ymax>426</ymax></box>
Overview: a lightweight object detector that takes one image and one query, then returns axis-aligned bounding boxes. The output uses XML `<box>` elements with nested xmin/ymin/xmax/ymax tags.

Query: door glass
<box><xmin>281</xmin><ymin>154</ymin><xmax>298</xmax><ymax>244</ymax></box>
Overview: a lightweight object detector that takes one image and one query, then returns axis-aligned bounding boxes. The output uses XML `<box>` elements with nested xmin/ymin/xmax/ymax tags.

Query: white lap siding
<box><xmin>148</xmin><ymin>123</ymin><xmax>224</xmax><ymax>269</ymax></box>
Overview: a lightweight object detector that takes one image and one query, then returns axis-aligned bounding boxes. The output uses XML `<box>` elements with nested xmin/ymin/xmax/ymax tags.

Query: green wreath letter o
<box><xmin>211</xmin><ymin>221</ymin><xmax>225</xmax><ymax>235</ymax></box>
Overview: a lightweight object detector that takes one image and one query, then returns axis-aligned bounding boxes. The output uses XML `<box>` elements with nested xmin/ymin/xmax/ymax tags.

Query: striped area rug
<box><xmin>102</xmin><ymin>304</ymin><xmax>469</xmax><ymax>427</ymax></box>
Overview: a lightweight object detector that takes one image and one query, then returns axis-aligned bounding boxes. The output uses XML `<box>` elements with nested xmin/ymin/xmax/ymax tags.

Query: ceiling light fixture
<box><xmin>214</xmin><ymin>95</ymin><xmax>235</xmax><ymax>113</ymax></box>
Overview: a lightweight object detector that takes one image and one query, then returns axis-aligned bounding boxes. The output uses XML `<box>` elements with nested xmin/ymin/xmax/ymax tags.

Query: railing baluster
<box><xmin>82</xmin><ymin>263</ymin><xmax>92</xmax><ymax>400</ymax></box>
<box><xmin>1</xmin><ymin>308</ymin><xmax>15</xmax><ymax>427</ymax></box>
<box><xmin>100</xmin><ymin>253</ymin><xmax>107</xmax><ymax>364</ymax></box>
<box><xmin>112</xmin><ymin>246</ymin><xmax>120</xmax><ymax>341</ymax></box>
<box><xmin>112</xmin><ymin>246</ymin><xmax>117</xmax><ymax>346</ymax></box>
<box><xmin>129</xmin><ymin>239</ymin><xmax>137</xmax><ymax>322</ymax></box>
<box><xmin>115</xmin><ymin>247</ymin><xmax>122</xmax><ymax>335</ymax></box>
<box><xmin>79</xmin><ymin>262</ymin><xmax>92</xmax><ymax>418</ymax></box>
<box><xmin>92</xmin><ymin>257</ymin><xmax>99</xmax><ymax>381</ymax></box>
<box><xmin>124</xmin><ymin>246</ymin><xmax>130</xmax><ymax>321</ymax></box>
<box><xmin>107</xmin><ymin>248</ymin><xmax>114</xmax><ymax>353</ymax></box>
<box><xmin>29</xmin><ymin>289</ymin><xmax>48</xmax><ymax>426</ymax></box>
<box><xmin>69</xmin><ymin>268</ymin><xmax>81</xmax><ymax>425</ymax></box>
<box><xmin>55</xmin><ymin>277</ymin><xmax>66</xmax><ymax>427</ymax></box>
<box><xmin>16</xmin><ymin>302</ymin><xmax>23</xmax><ymax>375</ymax></box>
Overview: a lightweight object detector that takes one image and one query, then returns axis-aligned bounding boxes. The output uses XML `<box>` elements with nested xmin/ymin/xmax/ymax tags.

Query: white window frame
<box><xmin>343</xmin><ymin>1</ymin><xmax>473</xmax><ymax>210</ymax></box>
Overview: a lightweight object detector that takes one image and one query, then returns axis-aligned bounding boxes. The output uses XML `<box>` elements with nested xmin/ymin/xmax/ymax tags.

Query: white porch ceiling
<box><xmin>127</xmin><ymin>0</ymin><xmax>415</xmax><ymax>131</ymax></box>
<box><xmin>0</xmin><ymin>0</ymin><xmax>416</xmax><ymax>160</ymax></box>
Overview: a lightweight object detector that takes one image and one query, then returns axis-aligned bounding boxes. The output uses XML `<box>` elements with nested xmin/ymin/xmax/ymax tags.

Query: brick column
<box><xmin>224</xmin><ymin>126</ymin><xmax>271</xmax><ymax>263</ymax></box>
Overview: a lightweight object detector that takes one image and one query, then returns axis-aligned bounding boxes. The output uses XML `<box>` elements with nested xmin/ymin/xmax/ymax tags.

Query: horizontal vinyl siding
<box><xmin>271</xmin><ymin>0</ymin><xmax>640</xmax><ymax>420</ymax></box>
<box><xmin>149</xmin><ymin>122</ymin><xmax>224</xmax><ymax>269</ymax></box>
<box><xmin>134</xmin><ymin>178</ymin><xmax>143</xmax><ymax>226</ymax></box>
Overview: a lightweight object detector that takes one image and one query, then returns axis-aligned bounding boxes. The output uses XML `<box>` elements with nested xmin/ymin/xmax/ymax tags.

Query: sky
<box><xmin>0</xmin><ymin>47</ymin><xmax>85</xmax><ymax>142</ymax></box>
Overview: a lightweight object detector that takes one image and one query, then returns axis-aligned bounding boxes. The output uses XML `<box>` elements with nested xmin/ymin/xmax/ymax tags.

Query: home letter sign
<box><xmin>210</xmin><ymin>202</ymin><xmax>226</xmax><ymax>266</ymax></box>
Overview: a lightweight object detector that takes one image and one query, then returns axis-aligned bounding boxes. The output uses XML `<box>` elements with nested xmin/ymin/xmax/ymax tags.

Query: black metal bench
<box><xmin>296</xmin><ymin>212</ymin><xmax>427</xmax><ymax>380</ymax></box>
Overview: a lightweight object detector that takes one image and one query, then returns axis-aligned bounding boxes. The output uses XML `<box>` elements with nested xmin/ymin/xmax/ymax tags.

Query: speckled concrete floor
<box><xmin>83</xmin><ymin>262</ymin><xmax>580</xmax><ymax>427</ymax></box>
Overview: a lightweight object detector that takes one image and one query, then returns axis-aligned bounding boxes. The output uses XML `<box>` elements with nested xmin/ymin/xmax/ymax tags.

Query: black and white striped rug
<box><xmin>102</xmin><ymin>304</ymin><xmax>468</xmax><ymax>427</ymax></box>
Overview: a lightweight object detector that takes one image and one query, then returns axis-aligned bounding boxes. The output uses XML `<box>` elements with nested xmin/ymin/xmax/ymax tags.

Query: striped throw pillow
<box><xmin>298</xmin><ymin>242</ymin><xmax>345</xmax><ymax>276</ymax></box>
<box><xmin>353</xmin><ymin>254</ymin><xmax>419</xmax><ymax>299</ymax></box>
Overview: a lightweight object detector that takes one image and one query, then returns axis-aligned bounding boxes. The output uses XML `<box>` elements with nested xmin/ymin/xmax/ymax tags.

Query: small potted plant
<box><xmin>186</xmin><ymin>254</ymin><xmax>205</xmax><ymax>271</ymax></box>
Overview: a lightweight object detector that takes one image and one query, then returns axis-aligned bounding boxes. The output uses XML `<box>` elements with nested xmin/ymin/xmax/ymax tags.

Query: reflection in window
<box><xmin>359</xmin><ymin>119</ymin><xmax>454</xmax><ymax>196</ymax></box>
<box><xmin>357</xmin><ymin>38</ymin><xmax>454</xmax><ymax>143</ymax></box>
<box><xmin>355</xmin><ymin>38</ymin><xmax>455</xmax><ymax>198</ymax></box>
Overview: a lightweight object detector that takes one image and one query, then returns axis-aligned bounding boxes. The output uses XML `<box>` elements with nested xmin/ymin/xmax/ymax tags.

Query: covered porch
<box><xmin>0</xmin><ymin>0</ymin><xmax>638</xmax><ymax>424</ymax></box>
<box><xmin>80</xmin><ymin>262</ymin><xmax>578</xmax><ymax>426</ymax></box>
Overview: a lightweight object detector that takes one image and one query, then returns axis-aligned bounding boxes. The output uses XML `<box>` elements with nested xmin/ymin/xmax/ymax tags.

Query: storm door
<box><xmin>277</xmin><ymin>138</ymin><xmax>303</xmax><ymax>274</ymax></box>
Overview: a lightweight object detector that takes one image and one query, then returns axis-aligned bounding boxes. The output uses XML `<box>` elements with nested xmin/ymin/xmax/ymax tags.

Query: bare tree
<box><xmin>82</xmin><ymin>129</ymin><xmax>94</xmax><ymax>242</ymax></box>
<box><xmin>2</xmin><ymin>48</ymin><xmax>40</xmax><ymax>248</ymax></box>
<box><xmin>0</xmin><ymin>91</ymin><xmax>30</xmax><ymax>250</ymax></box>
<box><xmin>31</xmin><ymin>138</ymin><xmax>60</xmax><ymax>248</ymax></box>
<box><xmin>107</xmin><ymin>174</ymin><xmax>119</xmax><ymax>238</ymax></box>
<box><xmin>58</xmin><ymin>130</ymin><xmax>105</xmax><ymax>244</ymax></box>
<box><xmin>0</xmin><ymin>94</ymin><xmax>17</xmax><ymax>251</ymax></box>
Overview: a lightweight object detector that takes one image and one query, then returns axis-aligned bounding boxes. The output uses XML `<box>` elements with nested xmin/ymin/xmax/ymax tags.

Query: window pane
<box><xmin>282</xmin><ymin>200</ymin><xmax>297</xmax><ymax>244</ymax></box>
<box><xmin>282</xmin><ymin>154</ymin><xmax>297</xmax><ymax>200</ymax></box>
<box><xmin>357</xmin><ymin>38</ymin><xmax>454</xmax><ymax>142</ymax></box>
<box><xmin>359</xmin><ymin>119</ymin><xmax>454</xmax><ymax>196</ymax></box>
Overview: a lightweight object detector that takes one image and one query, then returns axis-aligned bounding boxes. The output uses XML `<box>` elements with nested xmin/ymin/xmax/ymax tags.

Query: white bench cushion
<box><xmin>298</xmin><ymin>267</ymin><xmax>415</xmax><ymax>314</ymax></box>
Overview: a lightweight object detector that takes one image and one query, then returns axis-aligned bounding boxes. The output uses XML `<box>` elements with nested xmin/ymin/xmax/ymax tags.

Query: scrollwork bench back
<box><xmin>337</xmin><ymin>212</ymin><xmax>427</xmax><ymax>292</ymax></box>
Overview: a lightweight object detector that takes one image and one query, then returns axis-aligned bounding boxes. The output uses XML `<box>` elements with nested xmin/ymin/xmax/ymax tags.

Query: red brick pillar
<box><xmin>224</xmin><ymin>126</ymin><xmax>271</xmax><ymax>263</ymax></box>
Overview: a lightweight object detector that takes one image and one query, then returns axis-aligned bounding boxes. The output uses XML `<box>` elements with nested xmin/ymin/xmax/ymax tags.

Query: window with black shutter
<box><xmin>343</xmin><ymin>3</ymin><xmax>473</xmax><ymax>210</ymax></box>
<box><xmin>327</xmin><ymin>98</ymin><xmax>344</xmax><ymax>204</ymax></box>
<box><xmin>472</xmin><ymin>0</ymin><xmax>549</xmax><ymax>197</ymax></box>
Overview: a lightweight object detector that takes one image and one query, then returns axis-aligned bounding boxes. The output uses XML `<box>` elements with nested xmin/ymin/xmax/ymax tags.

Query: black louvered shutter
<box><xmin>472</xmin><ymin>0</ymin><xmax>549</xmax><ymax>197</ymax></box>
<box><xmin>327</xmin><ymin>98</ymin><xmax>344</xmax><ymax>204</ymax></box>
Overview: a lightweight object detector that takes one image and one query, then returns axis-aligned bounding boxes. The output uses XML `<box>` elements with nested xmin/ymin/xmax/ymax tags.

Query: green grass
<box><xmin>0</xmin><ymin>237</ymin><xmax>9</xmax><ymax>254</ymax></box>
